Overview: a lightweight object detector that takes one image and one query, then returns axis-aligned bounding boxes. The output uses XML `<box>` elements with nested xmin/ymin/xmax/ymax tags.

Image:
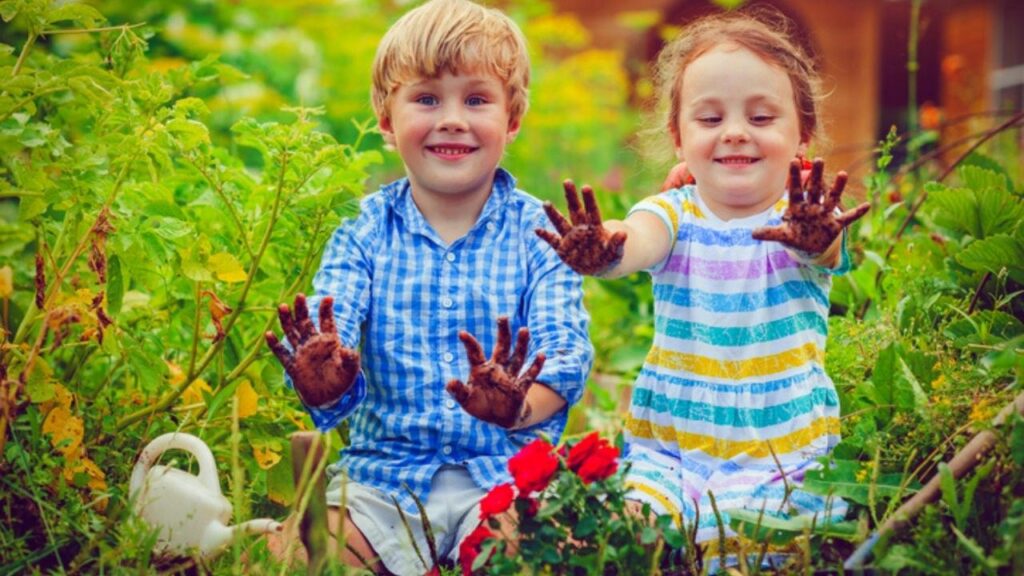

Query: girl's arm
<box><xmin>597</xmin><ymin>212</ymin><xmax>674</xmax><ymax>278</ymax></box>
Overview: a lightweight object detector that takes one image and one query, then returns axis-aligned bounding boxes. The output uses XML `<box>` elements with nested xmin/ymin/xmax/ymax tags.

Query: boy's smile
<box><xmin>380</xmin><ymin>71</ymin><xmax>520</xmax><ymax>219</ymax></box>
<box><xmin>673</xmin><ymin>44</ymin><xmax>805</xmax><ymax>220</ymax></box>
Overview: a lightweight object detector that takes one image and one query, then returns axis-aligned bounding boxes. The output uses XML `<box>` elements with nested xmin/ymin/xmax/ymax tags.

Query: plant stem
<box><xmin>11</xmin><ymin>33</ymin><xmax>37</xmax><ymax>77</ymax></box>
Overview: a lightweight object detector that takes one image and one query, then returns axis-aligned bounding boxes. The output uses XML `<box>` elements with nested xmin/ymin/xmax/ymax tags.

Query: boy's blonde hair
<box><xmin>655</xmin><ymin>8</ymin><xmax>824</xmax><ymax>145</ymax></box>
<box><xmin>371</xmin><ymin>0</ymin><xmax>530</xmax><ymax>126</ymax></box>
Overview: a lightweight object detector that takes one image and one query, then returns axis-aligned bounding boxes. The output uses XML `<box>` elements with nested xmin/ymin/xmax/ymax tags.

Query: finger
<box><xmin>542</xmin><ymin>202</ymin><xmax>573</xmax><ymax>236</ymax></box>
<box><xmin>835</xmin><ymin>202</ymin><xmax>871</xmax><ymax>227</ymax></box>
<box><xmin>318</xmin><ymin>297</ymin><xmax>336</xmax><ymax>337</ymax></box>
<box><xmin>446</xmin><ymin>379</ymin><xmax>471</xmax><ymax>404</ymax></box>
<box><xmin>609</xmin><ymin>231</ymin><xmax>627</xmax><ymax>256</ymax></box>
<box><xmin>493</xmin><ymin>317</ymin><xmax>511</xmax><ymax>366</ymax></box>
<box><xmin>563</xmin><ymin>179</ymin><xmax>586</xmax><ymax>226</ymax></box>
<box><xmin>265</xmin><ymin>332</ymin><xmax>295</xmax><ymax>374</ymax></box>
<box><xmin>535</xmin><ymin>228</ymin><xmax>562</xmax><ymax>251</ymax></box>
<box><xmin>520</xmin><ymin>352</ymin><xmax>545</xmax><ymax>386</ymax></box>
<box><xmin>752</xmin><ymin>225</ymin><xmax>794</xmax><ymax>244</ymax></box>
<box><xmin>807</xmin><ymin>158</ymin><xmax>825</xmax><ymax>205</ymax></box>
<box><xmin>787</xmin><ymin>159</ymin><xmax>804</xmax><ymax>205</ymax></box>
<box><xmin>293</xmin><ymin>293</ymin><xmax>317</xmax><ymax>342</ymax></box>
<box><xmin>278</xmin><ymin>303</ymin><xmax>302</xmax><ymax>349</ymax></box>
<box><xmin>581</xmin><ymin>185</ymin><xmax>603</xmax><ymax>226</ymax></box>
<box><xmin>458</xmin><ymin>331</ymin><xmax>487</xmax><ymax>366</ymax></box>
<box><xmin>508</xmin><ymin>327</ymin><xmax>530</xmax><ymax>375</ymax></box>
<box><xmin>825</xmin><ymin>171</ymin><xmax>849</xmax><ymax>212</ymax></box>
<box><xmin>660</xmin><ymin>162</ymin><xmax>690</xmax><ymax>191</ymax></box>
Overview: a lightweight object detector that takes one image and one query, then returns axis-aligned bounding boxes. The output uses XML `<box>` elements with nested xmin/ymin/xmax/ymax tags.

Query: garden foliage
<box><xmin>1</xmin><ymin>0</ymin><xmax>1022</xmax><ymax>574</ymax></box>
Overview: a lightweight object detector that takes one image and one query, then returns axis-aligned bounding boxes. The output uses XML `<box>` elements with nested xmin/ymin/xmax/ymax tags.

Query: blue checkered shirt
<box><xmin>299</xmin><ymin>168</ymin><xmax>593</xmax><ymax>513</ymax></box>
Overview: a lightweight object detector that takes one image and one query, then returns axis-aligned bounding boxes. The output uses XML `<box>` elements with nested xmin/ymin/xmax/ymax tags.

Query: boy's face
<box><xmin>379</xmin><ymin>71</ymin><xmax>520</xmax><ymax>205</ymax></box>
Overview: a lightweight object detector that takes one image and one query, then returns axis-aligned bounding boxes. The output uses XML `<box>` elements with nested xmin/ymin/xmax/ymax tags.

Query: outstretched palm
<box><xmin>536</xmin><ymin>180</ymin><xmax>627</xmax><ymax>276</ymax></box>
<box><xmin>265</xmin><ymin>294</ymin><xmax>360</xmax><ymax>408</ymax></box>
<box><xmin>752</xmin><ymin>158</ymin><xmax>870</xmax><ymax>254</ymax></box>
<box><xmin>446</xmin><ymin>317</ymin><xmax>545</xmax><ymax>429</ymax></box>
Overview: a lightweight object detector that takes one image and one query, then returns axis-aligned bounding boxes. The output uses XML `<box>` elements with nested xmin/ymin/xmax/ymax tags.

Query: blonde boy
<box><xmin>265</xmin><ymin>0</ymin><xmax>593</xmax><ymax>573</ymax></box>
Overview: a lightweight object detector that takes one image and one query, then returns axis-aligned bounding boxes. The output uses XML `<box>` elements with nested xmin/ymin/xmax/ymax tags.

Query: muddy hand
<box><xmin>536</xmin><ymin>180</ymin><xmax>627</xmax><ymax>276</ymax></box>
<box><xmin>265</xmin><ymin>294</ymin><xmax>360</xmax><ymax>408</ymax></box>
<box><xmin>445</xmin><ymin>317</ymin><xmax>545</xmax><ymax>429</ymax></box>
<box><xmin>752</xmin><ymin>158</ymin><xmax>870</xmax><ymax>254</ymax></box>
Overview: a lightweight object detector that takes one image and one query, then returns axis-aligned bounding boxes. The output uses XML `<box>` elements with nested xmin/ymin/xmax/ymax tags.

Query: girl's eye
<box><xmin>697</xmin><ymin>116</ymin><xmax>721</xmax><ymax>125</ymax></box>
<box><xmin>416</xmin><ymin>95</ymin><xmax>438</xmax><ymax>106</ymax></box>
<box><xmin>750</xmin><ymin>115</ymin><xmax>775</xmax><ymax>124</ymax></box>
<box><xmin>466</xmin><ymin>96</ymin><xmax>487</xmax><ymax>106</ymax></box>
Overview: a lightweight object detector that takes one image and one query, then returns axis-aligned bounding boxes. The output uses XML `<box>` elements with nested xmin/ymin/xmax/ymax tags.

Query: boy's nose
<box><xmin>437</xmin><ymin>105</ymin><xmax>469</xmax><ymax>132</ymax></box>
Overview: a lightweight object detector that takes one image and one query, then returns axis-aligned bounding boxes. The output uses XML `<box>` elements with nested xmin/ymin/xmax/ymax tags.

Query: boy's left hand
<box><xmin>752</xmin><ymin>158</ymin><xmax>870</xmax><ymax>254</ymax></box>
<box><xmin>446</xmin><ymin>317</ymin><xmax>545</xmax><ymax>429</ymax></box>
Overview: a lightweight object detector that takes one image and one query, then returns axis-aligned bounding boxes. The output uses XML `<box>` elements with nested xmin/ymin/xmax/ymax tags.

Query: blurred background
<box><xmin>90</xmin><ymin>0</ymin><xmax>1024</xmax><ymax>197</ymax></box>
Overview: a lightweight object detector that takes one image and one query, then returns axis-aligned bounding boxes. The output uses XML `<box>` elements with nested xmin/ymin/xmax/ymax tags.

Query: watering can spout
<box><xmin>200</xmin><ymin>519</ymin><xmax>283</xmax><ymax>557</ymax></box>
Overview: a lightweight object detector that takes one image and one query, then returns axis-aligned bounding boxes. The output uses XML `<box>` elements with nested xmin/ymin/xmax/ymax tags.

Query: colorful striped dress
<box><xmin>622</xmin><ymin>185</ymin><xmax>848</xmax><ymax>543</ymax></box>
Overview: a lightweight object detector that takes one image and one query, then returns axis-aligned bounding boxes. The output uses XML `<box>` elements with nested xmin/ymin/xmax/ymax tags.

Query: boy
<box><xmin>264</xmin><ymin>0</ymin><xmax>593</xmax><ymax>573</ymax></box>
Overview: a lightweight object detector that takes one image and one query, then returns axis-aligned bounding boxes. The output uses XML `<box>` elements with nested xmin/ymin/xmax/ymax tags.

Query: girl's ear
<box><xmin>378</xmin><ymin>114</ymin><xmax>396</xmax><ymax>147</ymax></box>
<box><xmin>671</xmin><ymin>124</ymin><xmax>684</xmax><ymax>160</ymax></box>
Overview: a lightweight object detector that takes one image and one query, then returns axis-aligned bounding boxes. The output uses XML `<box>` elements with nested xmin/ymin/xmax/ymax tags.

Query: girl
<box><xmin>536</xmin><ymin>10</ymin><xmax>869</xmax><ymax>543</ymax></box>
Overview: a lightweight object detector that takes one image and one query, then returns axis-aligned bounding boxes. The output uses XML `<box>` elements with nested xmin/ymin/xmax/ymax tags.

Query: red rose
<box><xmin>459</xmin><ymin>524</ymin><xmax>495</xmax><ymax>575</ymax></box>
<box><xmin>508</xmin><ymin>439</ymin><xmax>559</xmax><ymax>494</ymax></box>
<box><xmin>567</xmin><ymin>433</ymin><xmax>619</xmax><ymax>484</ymax></box>
<box><xmin>423</xmin><ymin>568</ymin><xmax>441</xmax><ymax>576</ymax></box>
<box><xmin>479</xmin><ymin>483</ymin><xmax>515</xmax><ymax>520</ymax></box>
<box><xmin>566</xmin><ymin>432</ymin><xmax>601</xmax><ymax>472</ymax></box>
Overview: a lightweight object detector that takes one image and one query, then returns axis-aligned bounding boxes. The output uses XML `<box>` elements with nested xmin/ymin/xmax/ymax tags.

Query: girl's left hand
<box><xmin>445</xmin><ymin>317</ymin><xmax>545</xmax><ymax>429</ymax></box>
<box><xmin>752</xmin><ymin>158</ymin><xmax>870</xmax><ymax>254</ymax></box>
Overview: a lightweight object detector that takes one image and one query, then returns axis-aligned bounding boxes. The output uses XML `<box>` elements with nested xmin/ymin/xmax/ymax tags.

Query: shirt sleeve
<box><xmin>522</xmin><ymin>211</ymin><xmax>595</xmax><ymax>416</ymax></box>
<box><xmin>283</xmin><ymin>206</ymin><xmax>377</xmax><ymax>431</ymax></box>
<box><xmin>626</xmin><ymin>190</ymin><xmax>683</xmax><ymax>274</ymax></box>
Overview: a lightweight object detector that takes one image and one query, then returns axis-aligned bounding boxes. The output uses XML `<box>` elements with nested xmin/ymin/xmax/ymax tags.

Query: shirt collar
<box><xmin>382</xmin><ymin>168</ymin><xmax>516</xmax><ymax>235</ymax></box>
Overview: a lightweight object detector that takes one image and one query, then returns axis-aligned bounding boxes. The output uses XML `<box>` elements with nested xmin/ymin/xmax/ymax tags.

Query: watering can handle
<box><xmin>129</xmin><ymin>432</ymin><xmax>222</xmax><ymax>497</ymax></box>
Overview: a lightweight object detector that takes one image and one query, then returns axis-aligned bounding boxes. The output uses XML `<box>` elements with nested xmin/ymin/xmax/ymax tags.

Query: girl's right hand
<box><xmin>535</xmin><ymin>180</ymin><xmax>627</xmax><ymax>276</ymax></box>
<box><xmin>265</xmin><ymin>294</ymin><xmax>361</xmax><ymax>408</ymax></box>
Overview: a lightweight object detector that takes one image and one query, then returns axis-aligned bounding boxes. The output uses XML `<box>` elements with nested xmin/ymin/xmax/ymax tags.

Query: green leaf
<box><xmin>1010</xmin><ymin>414</ymin><xmax>1024</xmax><ymax>467</ymax></box>
<box><xmin>0</xmin><ymin>1</ymin><xmax>20</xmax><ymax>22</ymax></box>
<box><xmin>897</xmin><ymin>357</ymin><xmax>929</xmax><ymax>417</ymax></box>
<box><xmin>803</xmin><ymin>460</ymin><xmax>914</xmax><ymax>506</ymax></box>
<box><xmin>146</xmin><ymin>216</ymin><xmax>193</xmax><ymax>240</ymax></box>
<box><xmin>976</xmin><ymin>188</ymin><xmax>1024</xmax><ymax>238</ymax></box>
<box><xmin>106</xmin><ymin>255</ymin><xmax>123</xmax><ymax>317</ymax></box>
<box><xmin>209</xmin><ymin>252</ymin><xmax>247</xmax><ymax>283</ymax></box>
<box><xmin>728</xmin><ymin>509</ymin><xmax>858</xmax><ymax>544</ymax></box>
<box><xmin>25</xmin><ymin>358</ymin><xmax>54</xmax><ymax>403</ymax></box>
<box><xmin>927</xmin><ymin>183</ymin><xmax>978</xmax><ymax>237</ymax></box>
<box><xmin>573</xmin><ymin>516</ymin><xmax>598</xmax><ymax>539</ymax></box>
<box><xmin>45</xmin><ymin>3</ymin><xmax>104</xmax><ymax>26</ymax></box>
<box><xmin>957</xmin><ymin>234</ymin><xmax>1024</xmax><ymax>282</ymax></box>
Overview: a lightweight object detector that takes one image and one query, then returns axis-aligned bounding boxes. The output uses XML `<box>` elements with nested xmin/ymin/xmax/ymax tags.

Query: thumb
<box><xmin>446</xmin><ymin>379</ymin><xmax>471</xmax><ymax>404</ymax></box>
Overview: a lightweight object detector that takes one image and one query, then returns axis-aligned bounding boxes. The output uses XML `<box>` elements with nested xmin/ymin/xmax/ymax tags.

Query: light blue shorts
<box><xmin>326</xmin><ymin>465</ymin><xmax>485</xmax><ymax>576</ymax></box>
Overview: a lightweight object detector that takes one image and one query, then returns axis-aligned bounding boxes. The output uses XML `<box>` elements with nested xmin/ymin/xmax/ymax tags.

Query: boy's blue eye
<box><xmin>466</xmin><ymin>96</ymin><xmax>487</xmax><ymax>106</ymax></box>
<box><xmin>416</xmin><ymin>95</ymin><xmax>438</xmax><ymax>105</ymax></box>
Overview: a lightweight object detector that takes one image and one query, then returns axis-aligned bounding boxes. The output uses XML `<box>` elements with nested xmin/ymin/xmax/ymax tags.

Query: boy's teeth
<box><xmin>719</xmin><ymin>157</ymin><xmax>754</xmax><ymax>164</ymax></box>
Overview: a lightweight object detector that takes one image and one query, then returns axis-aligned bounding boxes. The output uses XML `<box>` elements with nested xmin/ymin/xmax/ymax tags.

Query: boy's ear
<box><xmin>506</xmin><ymin>117</ymin><xmax>522</xmax><ymax>143</ymax></box>
<box><xmin>378</xmin><ymin>114</ymin><xmax>396</xmax><ymax>147</ymax></box>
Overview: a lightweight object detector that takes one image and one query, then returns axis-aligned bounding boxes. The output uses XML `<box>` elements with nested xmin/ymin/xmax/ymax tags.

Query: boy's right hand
<box><xmin>535</xmin><ymin>180</ymin><xmax>627</xmax><ymax>276</ymax></box>
<box><xmin>265</xmin><ymin>294</ymin><xmax>360</xmax><ymax>408</ymax></box>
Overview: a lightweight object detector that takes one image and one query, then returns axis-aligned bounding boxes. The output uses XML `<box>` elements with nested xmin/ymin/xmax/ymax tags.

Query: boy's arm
<box><xmin>267</xmin><ymin>213</ymin><xmax>375</xmax><ymax>431</ymax></box>
<box><xmin>537</xmin><ymin>181</ymin><xmax>672</xmax><ymax>279</ymax></box>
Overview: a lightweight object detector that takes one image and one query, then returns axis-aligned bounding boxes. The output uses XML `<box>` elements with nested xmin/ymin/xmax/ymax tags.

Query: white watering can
<box><xmin>129</xmin><ymin>432</ymin><xmax>282</xmax><ymax>559</ymax></box>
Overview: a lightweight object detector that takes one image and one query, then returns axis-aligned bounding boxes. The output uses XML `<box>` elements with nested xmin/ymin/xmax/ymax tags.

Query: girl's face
<box><xmin>673</xmin><ymin>43</ymin><xmax>806</xmax><ymax>220</ymax></box>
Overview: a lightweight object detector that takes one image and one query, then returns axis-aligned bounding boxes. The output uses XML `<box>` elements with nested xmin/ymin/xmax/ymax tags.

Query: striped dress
<box><xmin>622</xmin><ymin>185</ymin><xmax>848</xmax><ymax>543</ymax></box>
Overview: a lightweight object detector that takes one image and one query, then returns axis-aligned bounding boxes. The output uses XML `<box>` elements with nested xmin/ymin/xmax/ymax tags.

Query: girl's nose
<box><xmin>721</xmin><ymin>121</ymin><xmax>750</xmax><ymax>144</ymax></box>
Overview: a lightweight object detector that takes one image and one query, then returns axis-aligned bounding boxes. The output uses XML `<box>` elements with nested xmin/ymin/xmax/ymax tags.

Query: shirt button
<box><xmin>446</xmin><ymin>398</ymin><xmax>456</xmax><ymax>409</ymax></box>
<box><xmin>442</xmin><ymin>445</ymin><xmax>453</xmax><ymax>455</ymax></box>
<box><xmin>441</xmin><ymin>297</ymin><xmax>453</xmax><ymax>308</ymax></box>
<box><xmin>443</xmin><ymin>352</ymin><xmax>455</xmax><ymax>362</ymax></box>
<box><xmin>446</xmin><ymin>253</ymin><xmax>456</xmax><ymax>263</ymax></box>
<box><xmin>486</xmin><ymin>222</ymin><xmax>495</xmax><ymax>231</ymax></box>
